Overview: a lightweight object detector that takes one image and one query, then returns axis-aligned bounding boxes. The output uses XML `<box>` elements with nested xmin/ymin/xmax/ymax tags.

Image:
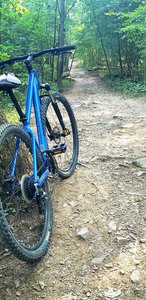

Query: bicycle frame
<box><xmin>0</xmin><ymin>45</ymin><xmax>76</xmax><ymax>189</ymax></box>
<box><xmin>11</xmin><ymin>69</ymin><xmax>50</xmax><ymax>187</ymax></box>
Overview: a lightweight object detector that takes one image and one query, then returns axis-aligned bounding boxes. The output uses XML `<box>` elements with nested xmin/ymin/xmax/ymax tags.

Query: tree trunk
<box><xmin>117</xmin><ymin>32</ymin><xmax>123</xmax><ymax>77</ymax></box>
<box><xmin>57</xmin><ymin>0</ymin><xmax>65</xmax><ymax>90</ymax></box>
<box><xmin>144</xmin><ymin>37</ymin><xmax>146</xmax><ymax>86</ymax></box>
<box><xmin>0</xmin><ymin>1</ymin><xmax>2</xmax><ymax>44</ymax></box>
<box><xmin>96</xmin><ymin>26</ymin><xmax>111</xmax><ymax>76</ymax></box>
<box><xmin>121</xmin><ymin>40</ymin><xmax>132</xmax><ymax>76</ymax></box>
<box><xmin>69</xmin><ymin>51</ymin><xmax>75</xmax><ymax>74</ymax></box>
<box><xmin>90</xmin><ymin>1</ymin><xmax>111</xmax><ymax>76</ymax></box>
<box><xmin>51</xmin><ymin>0</ymin><xmax>58</xmax><ymax>81</ymax></box>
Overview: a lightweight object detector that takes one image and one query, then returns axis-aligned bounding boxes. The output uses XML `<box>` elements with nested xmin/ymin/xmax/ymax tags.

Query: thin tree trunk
<box><xmin>96</xmin><ymin>26</ymin><xmax>111</xmax><ymax>76</ymax></box>
<box><xmin>69</xmin><ymin>51</ymin><xmax>75</xmax><ymax>74</ymax></box>
<box><xmin>117</xmin><ymin>32</ymin><xmax>123</xmax><ymax>77</ymax></box>
<box><xmin>89</xmin><ymin>48</ymin><xmax>96</xmax><ymax>67</ymax></box>
<box><xmin>121</xmin><ymin>40</ymin><xmax>132</xmax><ymax>76</ymax></box>
<box><xmin>144</xmin><ymin>30</ymin><xmax>146</xmax><ymax>86</ymax></box>
<box><xmin>64</xmin><ymin>55</ymin><xmax>69</xmax><ymax>72</ymax></box>
<box><xmin>0</xmin><ymin>1</ymin><xmax>2</xmax><ymax>44</ymax></box>
<box><xmin>90</xmin><ymin>1</ymin><xmax>111</xmax><ymax>76</ymax></box>
<box><xmin>57</xmin><ymin>0</ymin><xmax>65</xmax><ymax>90</ymax></box>
<box><xmin>51</xmin><ymin>0</ymin><xmax>58</xmax><ymax>81</ymax></box>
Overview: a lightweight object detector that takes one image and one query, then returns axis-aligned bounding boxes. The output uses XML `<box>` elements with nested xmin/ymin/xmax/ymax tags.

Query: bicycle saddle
<box><xmin>0</xmin><ymin>73</ymin><xmax>21</xmax><ymax>91</ymax></box>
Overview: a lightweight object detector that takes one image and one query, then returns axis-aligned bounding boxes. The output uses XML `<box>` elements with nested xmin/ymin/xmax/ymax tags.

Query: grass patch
<box><xmin>62</xmin><ymin>77</ymin><xmax>75</xmax><ymax>90</ymax></box>
<box><xmin>5</xmin><ymin>109</ymin><xmax>20</xmax><ymax>123</ymax></box>
<box><xmin>0</xmin><ymin>92</ymin><xmax>23</xmax><ymax>123</ymax></box>
<box><xmin>103</xmin><ymin>76</ymin><xmax>146</xmax><ymax>97</ymax></box>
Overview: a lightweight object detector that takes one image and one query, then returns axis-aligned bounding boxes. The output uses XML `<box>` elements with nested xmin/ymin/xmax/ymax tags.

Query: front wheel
<box><xmin>41</xmin><ymin>92</ymin><xmax>79</xmax><ymax>179</ymax></box>
<box><xmin>0</xmin><ymin>124</ymin><xmax>52</xmax><ymax>262</ymax></box>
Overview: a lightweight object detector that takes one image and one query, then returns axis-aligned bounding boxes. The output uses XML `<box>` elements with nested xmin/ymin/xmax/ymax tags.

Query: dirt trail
<box><xmin>1</xmin><ymin>66</ymin><xmax>146</xmax><ymax>300</ymax></box>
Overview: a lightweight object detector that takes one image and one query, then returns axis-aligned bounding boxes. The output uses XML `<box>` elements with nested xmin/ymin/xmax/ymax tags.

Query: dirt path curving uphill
<box><xmin>1</xmin><ymin>64</ymin><xmax>146</xmax><ymax>300</ymax></box>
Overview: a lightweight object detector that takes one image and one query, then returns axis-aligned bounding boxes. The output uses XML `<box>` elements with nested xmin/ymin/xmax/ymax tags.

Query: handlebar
<box><xmin>0</xmin><ymin>45</ymin><xmax>76</xmax><ymax>68</ymax></box>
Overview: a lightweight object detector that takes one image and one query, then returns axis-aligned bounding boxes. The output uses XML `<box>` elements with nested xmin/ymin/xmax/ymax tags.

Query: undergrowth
<box><xmin>103</xmin><ymin>76</ymin><xmax>146</xmax><ymax>98</ymax></box>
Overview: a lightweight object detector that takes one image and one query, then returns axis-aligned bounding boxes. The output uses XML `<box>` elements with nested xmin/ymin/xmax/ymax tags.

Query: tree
<box><xmin>57</xmin><ymin>0</ymin><xmax>77</xmax><ymax>89</ymax></box>
<box><xmin>72</xmin><ymin>0</ymin><xmax>145</xmax><ymax>82</ymax></box>
<box><xmin>57</xmin><ymin>0</ymin><xmax>65</xmax><ymax>89</ymax></box>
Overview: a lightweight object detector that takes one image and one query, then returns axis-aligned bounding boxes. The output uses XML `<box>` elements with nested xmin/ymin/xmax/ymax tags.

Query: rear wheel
<box><xmin>41</xmin><ymin>92</ymin><xmax>79</xmax><ymax>179</ymax></box>
<box><xmin>0</xmin><ymin>124</ymin><xmax>52</xmax><ymax>262</ymax></box>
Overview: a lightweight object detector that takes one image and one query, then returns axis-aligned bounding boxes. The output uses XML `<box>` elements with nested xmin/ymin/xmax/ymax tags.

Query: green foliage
<box><xmin>0</xmin><ymin>0</ymin><xmax>77</xmax><ymax>119</ymax></box>
<box><xmin>0</xmin><ymin>0</ymin><xmax>146</xmax><ymax>119</ymax></box>
<box><xmin>72</xmin><ymin>0</ymin><xmax>145</xmax><ymax>82</ymax></box>
<box><xmin>0</xmin><ymin>0</ymin><xmax>59</xmax><ymax>56</ymax></box>
<box><xmin>104</xmin><ymin>76</ymin><xmax>146</xmax><ymax>96</ymax></box>
<box><xmin>62</xmin><ymin>78</ymin><xmax>75</xmax><ymax>90</ymax></box>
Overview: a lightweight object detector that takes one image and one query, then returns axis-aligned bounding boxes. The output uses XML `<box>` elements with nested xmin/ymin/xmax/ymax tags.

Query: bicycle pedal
<box><xmin>50</xmin><ymin>144</ymin><xmax>66</xmax><ymax>155</ymax></box>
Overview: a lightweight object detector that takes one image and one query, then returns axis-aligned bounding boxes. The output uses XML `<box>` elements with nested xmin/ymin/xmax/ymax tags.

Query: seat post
<box><xmin>8</xmin><ymin>90</ymin><xmax>27</xmax><ymax>122</ymax></box>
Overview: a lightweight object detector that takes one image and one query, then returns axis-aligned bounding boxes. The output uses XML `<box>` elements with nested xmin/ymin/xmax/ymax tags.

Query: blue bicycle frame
<box><xmin>12</xmin><ymin>69</ymin><xmax>50</xmax><ymax>187</ymax></box>
<box><xmin>0</xmin><ymin>45</ymin><xmax>76</xmax><ymax>190</ymax></box>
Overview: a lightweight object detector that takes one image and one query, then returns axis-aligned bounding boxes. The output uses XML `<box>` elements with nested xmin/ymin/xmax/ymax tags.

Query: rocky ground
<box><xmin>1</xmin><ymin>64</ymin><xmax>146</xmax><ymax>300</ymax></box>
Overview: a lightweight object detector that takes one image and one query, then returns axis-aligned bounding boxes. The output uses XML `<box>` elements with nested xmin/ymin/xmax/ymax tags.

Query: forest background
<box><xmin>0</xmin><ymin>0</ymin><xmax>146</xmax><ymax>119</ymax></box>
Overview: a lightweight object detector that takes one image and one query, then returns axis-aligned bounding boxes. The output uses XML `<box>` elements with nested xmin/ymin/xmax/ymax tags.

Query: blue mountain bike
<box><xmin>0</xmin><ymin>46</ymin><xmax>79</xmax><ymax>262</ymax></box>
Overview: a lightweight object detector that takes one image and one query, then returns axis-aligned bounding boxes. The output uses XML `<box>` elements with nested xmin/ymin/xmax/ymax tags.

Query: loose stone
<box><xmin>91</xmin><ymin>256</ymin><xmax>105</xmax><ymax>265</ymax></box>
<box><xmin>108</xmin><ymin>221</ymin><xmax>117</xmax><ymax>231</ymax></box>
<box><xmin>14</xmin><ymin>279</ymin><xmax>20</xmax><ymax>288</ymax></box>
<box><xmin>130</xmin><ymin>270</ymin><xmax>140</xmax><ymax>283</ymax></box>
<box><xmin>76</xmin><ymin>227</ymin><xmax>89</xmax><ymax>239</ymax></box>
<box><xmin>104</xmin><ymin>288</ymin><xmax>121</xmax><ymax>298</ymax></box>
<box><xmin>39</xmin><ymin>281</ymin><xmax>46</xmax><ymax>290</ymax></box>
